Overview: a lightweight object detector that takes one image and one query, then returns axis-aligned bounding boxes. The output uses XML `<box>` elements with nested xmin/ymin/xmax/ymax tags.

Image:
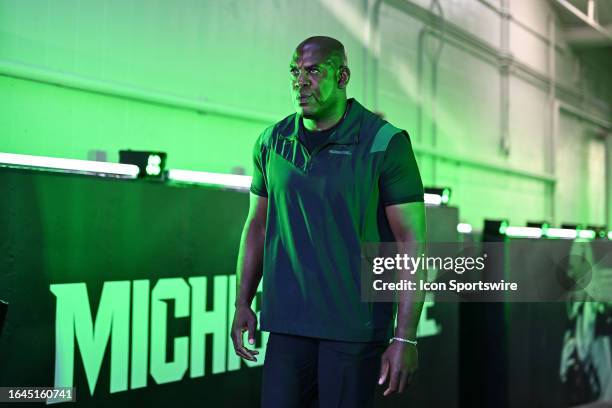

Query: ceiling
<box><xmin>554</xmin><ymin>0</ymin><xmax>612</xmax><ymax>27</ymax></box>
<box><xmin>551</xmin><ymin>0</ymin><xmax>612</xmax><ymax>46</ymax></box>
<box><xmin>551</xmin><ymin>0</ymin><xmax>612</xmax><ymax>102</ymax></box>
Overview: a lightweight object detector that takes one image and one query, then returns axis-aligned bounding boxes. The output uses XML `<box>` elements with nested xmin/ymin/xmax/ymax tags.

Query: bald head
<box><xmin>295</xmin><ymin>36</ymin><xmax>347</xmax><ymax>69</ymax></box>
<box><xmin>289</xmin><ymin>36</ymin><xmax>351</xmax><ymax>122</ymax></box>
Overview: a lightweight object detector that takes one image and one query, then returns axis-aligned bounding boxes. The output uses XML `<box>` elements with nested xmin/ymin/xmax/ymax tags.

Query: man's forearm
<box><xmin>384</xmin><ymin>202</ymin><xmax>427</xmax><ymax>341</ymax></box>
<box><xmin>235</xmin><ymin>219</ymin><xmax>265</xmax><ymax>307</ymax></box>
<box><xmin>394</xmin><ymin>240</ymin><xmax>426</xmax><ymax>339</ymax></box>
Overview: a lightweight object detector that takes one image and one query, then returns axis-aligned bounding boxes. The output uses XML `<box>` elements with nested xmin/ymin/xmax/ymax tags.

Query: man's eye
<box><xmin>309</xmin><ymin>68</ymin><xmax>320</xmax><ymax>74</ymax></box>
<box><xmin>290</xmin><ymin>68</ymin><xmax>299</xmax><ymax>76</ymax></box>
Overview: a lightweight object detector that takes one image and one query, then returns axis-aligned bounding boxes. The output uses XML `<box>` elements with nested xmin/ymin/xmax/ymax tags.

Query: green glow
<box><xmin>577</xmin><ymin>229</ymin><xmax>596</xmax><ymax>240</ymax></box>
<box><xmin>148</xmin><ymin>155</ymin><xmax>161</xmax><ymax>166</ymax></box>
<box><xmin>544</xmin><ymin>228</ymin><xmax>577</xmax><ymax>239</ymax></box>
<box><xmin>145</xmin><ymin>164</ymin><xmax>161</xmax><ymax>176</ymax></box>
<box><xmin>498</xmin><ymin>220</ymin><xmax>509</xmax><ymax>234</ymax></box>
<box><xmin>167</xmin><ymin>169</ymin><xmax>252</xmax><ymax>188</ymax></box>
<box><xmin>609</xmin><ymin>231</ymin><xmax>612</xmax><ymax>240</ymax></box>
<box><xmin>457</xmin><ymin>223</ymin><xmax>472</xmax><ymax>234</ymax></box>
<box><xmin>504</xmin><ymin>226</ymin><xmax>542</xmax><ymax>239</ymax></box>
<box><xmin>188</xmin><ymin>276</ymin><xmax>228</xmax><ymax>377</ymax></box>
<box><xmin>50</xmin><ymin>282</ymin><xmax>130</xmax><ymax>395</ymax></box>
<box><xmin>441</xmin><ymin>188</ymin><xmax>450</xmax><ymax>204</ymax></box>
<box><xmin>150</xmin><ymin>278</ymin><xmax>190</xmax><ymax>385</ymax></box>
<box><xmin>145</xmin><ymin>155</ymin><xmax>162</xmax><ymax>176</ymax></box>
<box><xmin>0</xmin><ymin>152</ymin><xmax>139</xmax><ymax>178</ymax></box>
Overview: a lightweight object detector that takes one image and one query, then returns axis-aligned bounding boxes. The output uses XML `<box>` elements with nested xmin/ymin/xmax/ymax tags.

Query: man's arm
<box><xmin>230</xmin><ymin>193</ymin><xmax>267</xmax><ymax>362</ymax></box>
<box><xmin>378</xmin><ymin>201</ymin><xmax>426</xmax><ymax>395</ymax></box>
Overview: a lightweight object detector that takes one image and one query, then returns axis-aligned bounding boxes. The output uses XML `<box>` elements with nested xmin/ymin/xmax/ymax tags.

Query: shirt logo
<box><xmin>328</xmin><ymin>149</ymin><xmax>352</xmax><ymax>156</ymax></box>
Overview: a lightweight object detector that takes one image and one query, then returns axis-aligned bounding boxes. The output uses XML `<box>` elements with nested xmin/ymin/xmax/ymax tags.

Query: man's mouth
<box><xmin>298</xmin><ymin>94</ymin><xmax>312</xmax><ymax>104</ymax></box>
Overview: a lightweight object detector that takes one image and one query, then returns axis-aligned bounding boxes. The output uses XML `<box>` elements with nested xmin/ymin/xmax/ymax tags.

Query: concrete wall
<box><xmin>0</xmin><ymin>0</ymin><xmax>610</xmax><ymax>228</ymax></box>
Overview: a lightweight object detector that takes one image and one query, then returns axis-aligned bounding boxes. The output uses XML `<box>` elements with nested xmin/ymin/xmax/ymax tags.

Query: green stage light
<box><xmin>424</xmin><ymin>187</ymin><xmax>451</xmax><ymax>206</ymax></box>
<box><xmin>145</xmin><ymin>154</ymin><xmax>162</xmax><ymax>176</ymax></box>
<box><xmin>119</xmin><ymin>150</ymin><xmax>167</xmax><ymax>179</ymax></box>
<box><xmin>498</xmin><ymin>220</ymin><xmax>508</xmax><ymax>234</ymax></box>
<box><xmin>544</xmin><ymin>228</ymin><xmax>577</xmax><ymax>239</ymax></box>
<box><xmin>457</xmin><ymin>223</ymin><xmax>472</xmax><ymax>234</ymax></box>
<box><xmin>424</xmin><ymin>193</ymin><xmax>442</xmax><ymax>206</ymax></box>
<box><xmin>167</xmin><ymin>169</ymin><xmax>252</xmax><ymax>189</ymax></box>
<box><xmin>504</xmin><ymin>226</ymin><xmax>543</xmax><ymax>239</ymax></box>
<box><xmin>442</xmin><ymin>188</ymin><xmax>451</xmax><ymax>204</ymax></box>
<box><xmin>577</xmin><ymin>229</ymin><xmax>596</xmax><ymax>240</ymax></box>
<box><xmin>586</xmin><ymin>226</ymin><xmax>608</xmax><ymax>239</ymax></box>
<box><xmin>0</xmin><ymin>152</ymin><xmax>139</xmax><ymax>178</ymax></box>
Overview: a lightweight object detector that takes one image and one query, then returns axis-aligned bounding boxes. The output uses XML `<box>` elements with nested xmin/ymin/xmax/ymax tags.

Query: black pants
<box><xmin>261</xmin><ymin>332</ymin><xmax>387</xmax><ymax>408</ymax></box>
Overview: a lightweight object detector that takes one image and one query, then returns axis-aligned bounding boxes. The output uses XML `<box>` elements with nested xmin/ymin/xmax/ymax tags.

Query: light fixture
<box><xmin>146</xmin><ymin>154</ymin><xmax>162</xmax><ymax>176</ymax></box>
<box><xmin>167</xmin><ymin>169</ymin><xmax>252</xmax><ymax>189</ymax></box>
<box><xmin>577</xmin><ymin>229</ymin><xmax>596</xmax><ymax>240</ymax></box>
<box><xmin>482</xmin><ymin>220</ymin><xmax>508</xmax><ymax>238</ymax></box>
<box><xmin>424</xmin><ymin>187</ymin><xmax>451</xmax><ymax>206</ymax></box>
<box><xmin>457</xmin><ymin>223</ymin><xmax>473</xmax><ymax>234</ymax></box>
<box><xmin>504</xmin><ymin>226</ymin><xmax>543</xmax><ymax>239</ymax></box>
<box><xmin>0</xmin><ymin>152</ymin><xmax>139</xmax><ymax>178</ymax></box>
<box><xmin>424</xmin><ymin>193</ymin><xmax>442</xmax><ymax>206</ymax></box>
<box><xmin>119</xmin><ymin>150</ymin><xmax>167</xmax><ymax>179</ymax></box>
<box><xmin>545</xmin><ymin>228</ymin><xmax>577</xmax><ymax>239</ymax></box>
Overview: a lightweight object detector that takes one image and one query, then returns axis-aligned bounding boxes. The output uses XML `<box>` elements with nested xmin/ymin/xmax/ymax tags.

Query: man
<box><xmin>231</xmin><ymin>36</ymin><xmax>426</xmax><ymax>407</ymax></box>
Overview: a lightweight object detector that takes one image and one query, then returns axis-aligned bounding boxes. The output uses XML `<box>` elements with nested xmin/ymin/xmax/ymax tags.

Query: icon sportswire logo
<box><xmin>328</xmin><ymin>149</ymin><xmax>352</xmax><ymax>155</ymax></box>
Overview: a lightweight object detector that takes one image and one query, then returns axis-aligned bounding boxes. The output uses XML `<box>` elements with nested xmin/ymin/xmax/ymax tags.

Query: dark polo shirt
<box><xmin>250</xmin><ymin>98</ymin><xmax>423</xmax><ymax>342</ymax></box>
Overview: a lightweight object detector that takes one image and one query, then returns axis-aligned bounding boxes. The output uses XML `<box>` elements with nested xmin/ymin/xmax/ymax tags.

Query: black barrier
<box><xmin>0</xmin><ymin>168</ymin><xmax>459</xmax><ymax>407</ymax></box>
<box><xmin>459</xmin><ymin>230</ymin><xmax>508</xmax><ymax>408</ymax></box>
<box><xmin>0</xmin><ymin>300</ymin><xmax>7</xmax><ymax>337</ymax></box>
<box><xmin>505</xmin><ymin>237</ymin><xmax>612</xmax><ymax>407</ymax></box>
<box><xmin>461</xmin><ymin>230</ymin><xmax>612</xmax><ymax>408</ymax></box>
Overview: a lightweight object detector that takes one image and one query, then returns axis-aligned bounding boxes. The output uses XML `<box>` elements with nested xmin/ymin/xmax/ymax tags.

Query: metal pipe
<box><xmin>416</xmin><ymin>27</ymin><xmax>428</xmax><ymax>145</ymax></box>
<box><xmin>587</xmin><ymin>0</ymin><xmax>596</xmax><ymax>22</ymax></box>
<box><xmin>411</xmin><ymin>144</ymin><xmax>556</xmax><ymax>183</ymax></box>
<box><xmin>428</xmin><ymin>0</ymin><xmax>444</xmax><ymax>185</ymax></box>
<box><xmin>548</xmin><ymin>12</ymin><xmax>558</xmax><ymax>223</ymax></box>
<box><xmin>558</xmin><ymin>102</ymin><xmax>612</xmax><ymax>129</ymax></box>
<box><xmin>364</xmin><ymin>0</ymin><xmax>384</xmax><ymax>109</ymax></box>
<box><xmin>385</xmin><ymin>0</ymin><xmax>606</xmax><ymax>116</ymax></box>
<box><xmin>413</xmin><ymin>18</ymin><xmax>556</xmax><ymax>184</ymax></box>
<box><xmin>0</xmin><ymin>59</ymin><xmax>279</xmax><ymax>125</ymax></box>
<box><xmin>477</xmin><ymin>0</ymin><xmax>567</xmax><ymax>54</ymax></box>
<box><xmin>0</xmin><ymin>55</ymin><xmax>559</xmax><ymax>184</ymax></box>
<box><xmin>606</xmin><ymin>136</ymin><xmax>612</xmax><ymax>227</ymax></box>
<box><xmin>500</xmin><ymin>0</ymin><xmax>511</xmax><ymax>156</ymax></box>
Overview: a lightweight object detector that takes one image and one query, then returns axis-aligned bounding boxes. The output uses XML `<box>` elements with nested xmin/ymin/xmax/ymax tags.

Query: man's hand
<box><xmin>230</xmin><ymin>305</ymin><xmax>260</xmax><ymax>362</ymax></box>
<box><xmin>378</xmin><ymin>341</ymin><xmax>418</xmax><ymax>396</ymax></box>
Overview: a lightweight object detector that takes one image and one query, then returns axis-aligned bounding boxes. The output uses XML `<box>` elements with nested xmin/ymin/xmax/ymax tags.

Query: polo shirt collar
<box><xmin>282</xmin><ymin>98</ymin><xmax>363</xmax><ymax>145</ymax></box>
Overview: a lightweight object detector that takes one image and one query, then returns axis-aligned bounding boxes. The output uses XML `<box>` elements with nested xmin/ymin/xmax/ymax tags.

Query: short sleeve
<box><xmin>250</xmin><ymin>135</ymin><xmax>268</xmax><ymax>197</ymax></box>
<box><xmin>379</xmin><ymin>132</ymin><xmax>424</xmax><ymax>206</ymax></box>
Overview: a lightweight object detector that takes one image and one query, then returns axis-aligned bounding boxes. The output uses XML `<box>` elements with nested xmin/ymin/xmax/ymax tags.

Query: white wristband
<box><xmin>390</xmin><ymin>336</ymin><xmax>417</xmax><ymax>346</ymax></box>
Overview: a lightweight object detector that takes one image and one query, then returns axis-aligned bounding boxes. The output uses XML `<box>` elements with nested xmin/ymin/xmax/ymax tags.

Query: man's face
<box><xmin>289</xmin><ymin>46</ymin><xmax>341</xmax><ymax>119</ymax></box>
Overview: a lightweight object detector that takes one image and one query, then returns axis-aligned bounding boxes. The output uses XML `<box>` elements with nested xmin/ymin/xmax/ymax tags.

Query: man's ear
<box><xmin>338</xmin><ymin>66</ymin><xmax>350</xmax><ymax>89</ymax></box>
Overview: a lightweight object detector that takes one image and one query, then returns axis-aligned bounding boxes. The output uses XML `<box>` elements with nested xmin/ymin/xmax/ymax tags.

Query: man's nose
<box><xmin>296</xmin><ymin>71</ymin><xmax>310</xmax><ymax>88</ymax></box>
